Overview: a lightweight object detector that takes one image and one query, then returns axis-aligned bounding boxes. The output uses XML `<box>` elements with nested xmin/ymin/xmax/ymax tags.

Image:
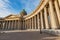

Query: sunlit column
<box><xmin>17</xmin><ymin>20</ymin><xmax>19</xmax><ymax>30</ymax></box>
<box><xmin>28</xmin><ymin>20</ymin><xmax>29</xmax><ymax>29</ymax></box>
<box><xmin>40</xmin><ymin>11</ymin><xmax>44</xmax><ymax>29</ymax></box>
<box><xmin>8</xmin><ymin>21</ymin><xmax>10</xmax><ymax>30</ymax></box>
<box><xmin>19</xmin><ymin>20</ymin><xmax>20</xmax><ymax>30</ymax></box>
<box><xmin>13</xmin><ymin>21</ymin><xmax>14</xmax><ymax>30</ymax></box>
<box><xmin>6</xmin><ymin>21</ymin><xmax>8</xmax><ymax>30</ymax></box>
<box><xmin>26</xmin><ymin>20</ymin><xmax>27</xmax><ymax>29</ymax></box>
<box><xmin>29</xmin><ymin>19</ymin><xmax>30</xmax><ymax>29</ymax></box>
<box><xmin>44</xmin><ymin>7</ymin><xmax>49</xmax><ymax>29</ymax></box>
<box><xmin>4</xmin><ymin>21</ymin><xmax>6</xmax><ymax>30</ymax></box>
<box><xmin>3</xmin><ymin>21</ymin><xmax>4</xmax><ymax>30</ymax></box>
<box><xmin>35</xmin><ymin>16</ymin><xmax>36</xmax><ymax>29</ymax></box>
<box><xmin>16</xmin><ymin>20</ymin><xmax>18</xmax><ymax>29</ymax></box>
<box><xmin>31</xmin><ymin>19</ymin><xmax>32</xmax><ymax>29</ymax></box>
<box><xmin>58</xmin><ymin>0</ymin><xmax>60</xmax><ymax>7</ymax></box>
<box><xmin>11</xmin><ymin>21</ymin><xmax>13</xmax><ymax>30</ymax></box>
<box><xmin>27</xmin><ymin>20</ymin><xmax>28</xmax><ymax>29</ymax></box>
<box><xmin>37</xmin><ymin>14</ymin><xmax>40</xmax><ymax>29</ymax></box>
<box><xmin>54</xmin><ymin>0</ymin><xmax>60</xmax><ymax>26</ymax></box>
<box><xmin>32</xmin><ymin>18</ymin><xmax>33</xmax><ymax>29</ymax></box>
<box><xmin>25</xmin><ymin>20</ymin><xmax>26</xmax><ymax>29</ymax></box>
<box><xmin>49</xmin><ymin>0</ymin><xmax>59</xmax><ymax>29</ymax></box>
<box><xmin>15</xmin><ymin>20</ymin><xmax>16</xmax><ymax>30</ymax></box>
<box><xmin>1</xmin><ymin>21</ymin><xmax>3</xmax><ymax>30</ymax></box>
<box><xmin>13</xmin><ymin>20</ymin><xmax>15</xmax><ymax>30</ymax></box>
<box><xmin>30</xmin><ymin>19</ymin><xmax>31</xmax><ymax>29</ymax></box>
<box><xmin>8</xmin><ymin>21</ymin><xmax>9</xmax><ymax>30</ymax></box>
<box><xmin>23</xmin><ymin>20</ymin><xmax>24</xmax><ymax>29</ymax></box>
<box><xmin>5</xmin><ymin>21</ymin><xmax>7</xmax><ymax>30</ymax></box>
<box><xmin>18</xmin><ymin>20</ymin><xmax>20</xmax><ymax>30</ymax></box>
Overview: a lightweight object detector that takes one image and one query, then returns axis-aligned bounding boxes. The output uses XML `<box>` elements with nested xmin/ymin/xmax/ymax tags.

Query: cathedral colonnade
<box><xmin>0</xmin><ymin>0</ymin><xmax>60</xmax><ymax>30</ymax></box>
<box><xmin>24</xmin><ymin>0</ymin><xmax>60</xmax><ymax>30</ymax></box>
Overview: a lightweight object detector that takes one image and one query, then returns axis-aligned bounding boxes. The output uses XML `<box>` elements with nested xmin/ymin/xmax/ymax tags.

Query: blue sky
<box><xmin>0</xmin><ymin>0</ymin><xmax>40</xmax><ymax>17</ymax></box>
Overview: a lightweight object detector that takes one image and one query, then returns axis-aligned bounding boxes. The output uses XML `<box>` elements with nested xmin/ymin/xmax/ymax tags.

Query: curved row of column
<box><xmin>0</xmin><ymin>20</ymin><xmax>22</xmax><ymax>30</ymax></box>
<box><xmin>0</xmin><ymin>0</ymin><xmax>60</xmax><ymax>30</ymax></box>
<box><xmin>24</xmin><ymin>0</ymin><xmax>60</xmax><ymax>30</ymax></box>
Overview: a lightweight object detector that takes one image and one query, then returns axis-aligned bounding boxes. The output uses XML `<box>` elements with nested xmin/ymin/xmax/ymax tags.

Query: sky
<box><xmin>0</xmin><ymin>0</ymin><xmax>40</xmax><ymax>17</ymax></box>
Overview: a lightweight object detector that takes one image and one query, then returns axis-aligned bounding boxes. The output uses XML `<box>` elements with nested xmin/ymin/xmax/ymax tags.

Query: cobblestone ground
<box><xmin>0</xmin><ymin>31</ymin><xmax>60</xmax><ymax>40</ymax></box>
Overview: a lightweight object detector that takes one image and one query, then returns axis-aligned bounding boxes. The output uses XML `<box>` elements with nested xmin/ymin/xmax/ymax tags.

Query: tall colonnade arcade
<box><xmin>24</xmin><ymin>0</ymin><xmax>60</xmax><ymax>30</ymax></box>
<box><xmin>0</xmin><ymin>0</ymin><xmax>60</xmax><ymax>31</ymax></box>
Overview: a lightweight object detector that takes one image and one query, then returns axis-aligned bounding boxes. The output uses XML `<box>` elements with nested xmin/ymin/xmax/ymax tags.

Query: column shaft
<box><xmin>37</xmin><ymin>14</ymin><xmax>40</xmax><ymax>29</ymax></box>
<box><xmin>32</xmin><ymin>18</ymin><xmax>33</xmax><ymax>29</ymax></box>
<box><xmin>35</xmin><ymin>16</ymin><xmax>36</xmax><ymax>29</ymax></box>
<box><xmin>30</xmin><ymin>19</ymin><xmax>31</xmax><ymax>29</ymax></box>
<box><xmin>44</xmin><ymin>7</ymin><xmax>49</xmax><ymax>29</ymax></box>
<box><xmin>49</xmin><ymin>0</ymin><xmax>59</xmax><ymax>29</ymax></box>
<box><xmin>54</xmin><ymin>0</ymin><xmax>60</xmax><ymax>25</ymax></box>
<box><xmin>58</xmin><ymin>0</ymin><xmax>60</xmax><ymax>7</ymax></box>
<box><xmin>40</xmin><ymin>11</ymin><xmax>44</xmax><ymax>29</ymax></box>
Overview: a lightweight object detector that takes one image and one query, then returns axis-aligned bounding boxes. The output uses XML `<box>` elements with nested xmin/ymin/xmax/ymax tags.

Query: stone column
<box><xmin>10</xmin><ymin>21</ymin><xmax>12</xmax><ymax>30</ymax></box>
<box><xmin>49</xmin><ymin>0</ymin><xmax>59</xmax><ymax>29</ymax></box>
<box><xmin>11</xmin><ymin>21</ymin><xmax>13</xmax><ymax>30</ymax></box>
<box><xmin>40</xmin><ymin>11</ymin><xmax>44</xmax><ymax>29</ymax></box>
<box><xmin>27</xmin><ymin>20</ymin><xmax>28</xmax><ymax>29</ymax></box>
<box><xmin>37</xmin><ymin>14</ymin><xmax>40</xmax><ymax>29</ymax></box>
<box><xmin>7</xmin><ymin>21</ymin><xmax>9</xmax><ymax>30</ymax></box>
<box><xmin>24</xmin><ymin>20</ymin><xmax>26</xmax><ymax>29</ymax></box>
<box><xmin>8</xmin><ymin>21</ymin><xmax>10</xmax><ymax>30</ymax></box>
<box><xmin>19</xmin><ymin>20</ymin><xmax>21</xmax><ymax>30</ymax></box>
<box><xmin>13</xmin><ymin>21</ymin><xmax>14</xmax><ymax>30</ymax></box>
<box><xmin>30</xmin><ymin>19</ymin><xmax>31</xmax><ymax>29</ymax></box>
<box><xmin>6</xmin><ymin>21</ymin><xmax>8</xmax><ymax>30</ymax></box>
<box><xmin>54</xmin><ymin>0</ymin><xmax>60</xmax><ymax>26</ymax></box>
<box><xmin>0</xmin><ymin>21</ymin><xmax>2</xmax><ymax>29</ymax></box>
<box><xmin>5</xmin><ymin>21</ymin><xmax>7</xmax><ymax>30</ymax></box>
<box><xmin>2</xmin><ymin>21</ymin><xmax>5</xmax><ymax>30</ymax></box>
<box><xmin>8</xmin><ymin>21</ymin><xmax>11</xmax><ymax>30</ymax></box>
<box><xmin>25</xmin><ymin>20</ymin><xmax>26</xmax><ymax>29</ymax></box>
<box><xmin>32</xmin><ymin>18</ymin><xmax>33</xmax><ymax>29</ymax></box>
<box><xmin>18</xmin><ymin>20</ymin><xmax>20</xmax><ymax>30</ymax></box>
<box><xmin>1</xmin><ymin>21</ymin><xmax>3</xmax><ymax>30</ymax></box>
<box><xmin>31</xmin><ymin>19</ymin><xmax>32</xmax><ymax>29</ymax></box>
<box><xmin>17</xmin><ymin>20</ymin><xmax>19</xmax><ymax>29</ymax></box>
<box><xmin>15</xmin><ymin>20</ymin><xmax>16</xmax><ymax>30</ymax></box>
<box><xmin>58</xmin><ymin>0</ymin><xmax>60</xmax><ymax>7</ymax></box>
<box><xmin>26</xmin><ymin>20</ymin><xmax>27</xmax><ymax>29</ymax></box>
<box><xmin>33</xmin><ymin>17</ymin><xmax>35</xmax><ymax>29</ymax></box>
<box><xmin>28</xmin><ymin>19</ymin><xmax>30</xmax><ymax>29</ymax></box>
<box><xmin>28</xmin><ymin>20</ymin><xmax>29</xmax><ymax>29</ymax></box>
<box><xmin>19</xmin><ymin>21</ymin><xmax>21</xmax><ymax>30</ymax></box>
<box><xmin>35</xmin><ymin>16</ymin><xmax>36</xmax><ymax>29</ymax></box>
<box><xmin>23</xmin><ymin>20</ymin><xmax>24</xmax><ymax>29</ymax></box>
<box><xmin>4</xmin><ymin>21</ymin><xmax>6</xmax><ymax>30</ymax></box>
<box><xmin>10</xmin><ymin>21</ymin><xmax>11</xmax><ymax>30</ymax></box>
<box><xmin>16</xmin><ymin>20</ymin><xmax>17</xmax><ymax>29</ymax></box>
<box><xmin>44</xmin><ymin>7</ymin><xmax>49</xmax><ymax>29</ymax></box>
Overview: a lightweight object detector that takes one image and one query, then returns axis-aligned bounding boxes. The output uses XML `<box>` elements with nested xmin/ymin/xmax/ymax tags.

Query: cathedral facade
<box><xmin>0</xmin><ymin>0</ymin><xmax>60</xmax><ymax>31</ymax></box>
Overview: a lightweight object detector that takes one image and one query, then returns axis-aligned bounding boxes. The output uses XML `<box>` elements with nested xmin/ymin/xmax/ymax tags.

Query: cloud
<box><xmin>0</xmin><ymin>0</ymin><xmax>14</xmax><ymax>17</ymax></box>
<box><xmin>0</xmin><ymin>0</ymin><xmax>40</xmax><ymax>17</ymax></box>
<box><xmin>19</xmin><ymin>0</ymin><xmax>40</xmax><ymax>14</ymax></box>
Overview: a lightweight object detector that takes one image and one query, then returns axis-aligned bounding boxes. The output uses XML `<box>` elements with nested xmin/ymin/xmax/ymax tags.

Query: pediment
<box><xmin>4</xmin><ymin>14</ymin><xmax>19</xmax><ymax>19</ymax></box>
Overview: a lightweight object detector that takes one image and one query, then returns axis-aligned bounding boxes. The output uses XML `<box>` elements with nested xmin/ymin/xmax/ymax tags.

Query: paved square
<box><xmin>0</xmin><ymin>31</ymin><xmax>60</xmax><ymax>40</ymax></box>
